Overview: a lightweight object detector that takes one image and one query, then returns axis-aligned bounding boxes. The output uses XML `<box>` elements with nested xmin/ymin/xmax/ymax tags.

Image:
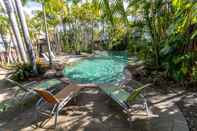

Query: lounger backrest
<box><xmin>34</xmin><ymin>89</ymin><xmax>59</xmax><ymax>104</ymax></box>
<box><xmin>127</xmin><ymin>83</ymin><xmax>152</xmax><ymax>102</ymax></box>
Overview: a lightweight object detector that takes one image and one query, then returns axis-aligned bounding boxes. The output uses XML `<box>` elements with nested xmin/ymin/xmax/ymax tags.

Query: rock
<box><xmin>124</xmin><ymin>68</ymin><xmax>132</xmax><ymax>80</ymax></box>
<box><xmin>60</xmin><ymin>77</ymin><xmax>71</xmax><ymax>84</ymax></box>
<box><xmin>55</xmin><ymin>71</ymin><xmax>64</xmax><ymax>77</ymax></box>
<box><xmin>43</xmin><ymin>69</ymin><xmax>56</xmax><ymax>78</ymax></box>
<box><xmin>53</xmin><ymin>63</ymin><xmax>65</xmax><ymax>71</ymax></box>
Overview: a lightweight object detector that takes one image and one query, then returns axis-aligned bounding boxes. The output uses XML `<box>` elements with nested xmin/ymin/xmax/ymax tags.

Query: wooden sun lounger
<box><xmin>34</xmin><ymin>84</ymin><xmax>84</xmax><ymax>129</ymax></box>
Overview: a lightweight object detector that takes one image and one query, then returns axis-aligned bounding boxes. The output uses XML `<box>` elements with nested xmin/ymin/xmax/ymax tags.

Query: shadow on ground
<box><xmin>0</xmin><ymin>88</ymin><xmax>190</xmax><ymax>131</ymax></box>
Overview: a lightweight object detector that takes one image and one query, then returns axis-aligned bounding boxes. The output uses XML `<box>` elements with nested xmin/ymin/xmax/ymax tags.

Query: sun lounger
<box><xmin>99</xmin><ymin>83</ymin><xmax>151</xmax><ymax>115</ymax></box>
<box><xmin>34</xmin><ymin>84</ymin><xmax>83</xmax><ymax>129</ymax></box>
<box><xmin>5</xmin><ymin>78</ymin><xmax>64</xmax><ymax>100</ymax></box>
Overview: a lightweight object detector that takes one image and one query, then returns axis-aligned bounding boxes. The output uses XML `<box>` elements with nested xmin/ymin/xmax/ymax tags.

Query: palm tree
<box><xmin>14</xmin><ymin>0</ymin><xmax>37</xmax><ymax>73</ymax></box>
<box><xmin>3</xmin><ymin>0</ymin><xmax>28</xmax><ymax>63</ymax></box>
<box><xmin>42</xmin><ymin>1</ymin><xmax>52</xmax><ymax>67</ymax></box>
<box><xmin>35</xmin><ymin>0</ymin><xmax>66</xmax><ymax>66</ymax></box>
<box><xmin>0</xmin><ymin>3</ymin><xmax>21</xmax><ymax>63</ymax></box>
<box><xmin>99</xmin><ymin>0</ymin><xmax>114</xmax><ymax>26</ymax></box>
<box><xmin>0</xmin><ymin>16</ymin><xmax>8</xmax><ymax>53</ymax></box>
<box><xmin>9</xmin><ymin>27</ymin><xmax>22</xmax><ymax>63</ymax></box>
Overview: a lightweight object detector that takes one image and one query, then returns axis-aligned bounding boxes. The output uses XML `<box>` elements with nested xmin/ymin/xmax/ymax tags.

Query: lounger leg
<box><xmin>73</xmin><ymin>97</ymin><xmax>77</xmax><ymax>104</ymax></box>
<box><xmin>140</xmin><ymin>94</ymin><xmax>150</xmax><ymax>116</ymax></box>
<box><xmin>144</xmin><ymin>99</ymin><xmax>149</xmax><ymax>116</ymax></box>
<box><xmin>126</xmin><ymin>110</ymin><xmax>133</xmax><ymax>128</ymax></box>
<box><xmin>17</xmin><ymin>92</ymin><xmax>28</xmax><ymax>107</ymax></box>
<box><xmin>51</xmin><ymin>104</ymin><xmax>58</xmax><ymax>115</ymax></box>
<box><xmin>54</xmin><ymin>109</ymin><xmax>59</xmax><ymax>130</ymax></box>
<box><xmin>35</xmin><ymin>110</ymin><xmax>40</xmax><ymax>127</ymax></box>
<box><xmin>14</xmin><ymin>89</ymin><xmax>21</xmax><ymax>97</ymax></box>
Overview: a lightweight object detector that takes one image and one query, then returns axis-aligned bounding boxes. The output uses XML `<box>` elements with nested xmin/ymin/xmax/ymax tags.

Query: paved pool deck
<box><xmin>0</xmin><ymin>87</ymin><xmax>189</xmax><ymax>131</ymax></box>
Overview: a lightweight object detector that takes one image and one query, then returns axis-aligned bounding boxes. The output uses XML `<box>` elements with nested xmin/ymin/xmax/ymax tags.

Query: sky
<box><xmin>24</xmin><ymin>0</ymin><xmax>129</xmax><ymax>15</ymax></box>
<box><xmin>23</xmin><ymin>1</ymin><xmax>42</xmax><ymax>16</ymax></box>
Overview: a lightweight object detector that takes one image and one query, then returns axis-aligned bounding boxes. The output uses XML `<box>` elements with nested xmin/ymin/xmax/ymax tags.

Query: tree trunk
<box><xmin>7</xmin><ymin>42</ymin><xmax>14</xmax><ymax>64</ymax></box>
<box><xmin>60</xmin><ymin>16</ymin><xmax>66</xmax><ymax>52</ymax></box>
<box><xmin>42</xmin><ymin>2</ymin><xmax>52</xmax><ymax>67</ymax></box>
<box><xmin>0</xmin><ymin>31</ymin><xmax>8</xmax><ymax>63</ymax></box>
<box><xmin>10</xmin><ymin>28</ymin><xmax>21</xmax><ymax>63</ymax></box>
<box><xmin>3</xmin><ymin>0</ymin><xmax>28</xmax><ymax>63</ymax></box>
<box><xmin>0</xmin><ymin>31</ymin><xmax>8</xmax><ymax>52</ymax></box>
<box><xmin>14</xmin><ymin>0</ymin><xmax>37</xmax><ymax>73</ymax></box>
<box><xmin>91</xmin><ymin>21</ymin><xmax>94</xmax><ymax>53</ymax></box>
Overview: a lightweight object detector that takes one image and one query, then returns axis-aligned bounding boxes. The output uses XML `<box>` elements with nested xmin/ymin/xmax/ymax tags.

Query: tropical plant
<box><xmin>10</xmin><ymin>62</ymin><xmax>46</xmax><ymax>81</ymax></box>
<box><xmin>14</xmin><ymin>0</ymin><xmax>38</xmax><ymax>73</ymax></box>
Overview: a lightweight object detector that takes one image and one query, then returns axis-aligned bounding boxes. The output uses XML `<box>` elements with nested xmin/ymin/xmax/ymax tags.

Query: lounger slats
<box><xmin>99</xmin><ymin>83</ymin><xmax>150</xmax><ymax>110</ymax></box>
<box><xmin>55</xmin><ymin>84</ymin><xmax>82</xmax><ymax>100</ymax></box>
<box><xmin>100</xmin><ymin>85</ymin><xmax>130</xmax><ymax>109</ymax></box>
<box><xmin>101</xmin><ymin>86</ymin><xmax>129</xmax><ymax>102</ymax></box>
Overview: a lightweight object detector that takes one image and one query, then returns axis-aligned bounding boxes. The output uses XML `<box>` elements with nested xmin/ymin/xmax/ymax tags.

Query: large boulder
<box><xmin>55</xmin><ymin>70</ymin><xmax>64</xmax><ymax>77</ymax></box>
<box><xmin>60</xmin><ymin>77</ymin><xmax>71</xmax><ymax>84</ymax></box>
<box><xmin>54</xmin><ymin>63</ymin><xmax>65</xmax><ymax>71</ymax></box>
<box><xmin>43</xmin><ymin>69</ymin><xmax>57</xmax><ymax>78</ymax></box>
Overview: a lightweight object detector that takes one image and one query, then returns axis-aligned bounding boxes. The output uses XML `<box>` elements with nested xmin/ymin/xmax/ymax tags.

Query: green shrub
<box><xmin>160</xmin><ymin>34</ymin><xmax>197</xmax><ymax>81</ymax></box>
<box><xmin>11</xmin><ymin>63</ymin><xmax>46</xmax><ymax>81</ymax></box>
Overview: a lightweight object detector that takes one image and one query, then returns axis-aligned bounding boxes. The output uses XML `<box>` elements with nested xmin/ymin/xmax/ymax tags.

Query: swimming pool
<box><xmin>63</xmin><ymin>51</ymin><xmax>128</xmax><ymax>84</ymax></box>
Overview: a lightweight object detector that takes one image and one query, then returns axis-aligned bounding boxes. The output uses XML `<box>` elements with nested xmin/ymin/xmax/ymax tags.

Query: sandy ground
<box><xmin>127</xmin><ymin>63</ymin><xmax>197</xmax><ymax>131</ymax></box>
<box><xmin>0</xmin><ymin>88</ymin><xmax>132</xmax><ymax>131</ymax></box>
<box><xmin>0</xmin><ymin>86</ymin><xmax>189</xmax><ymax>131</ymax></box>
<box><xmin>0</xmin><ymin>63</ymin><xmax>190</xmax><ymax>131</ymax></box>
<box><xmin>0</xmin><ymin>68</ymin><xmax>16</xmax><ymax>102</ymax></box>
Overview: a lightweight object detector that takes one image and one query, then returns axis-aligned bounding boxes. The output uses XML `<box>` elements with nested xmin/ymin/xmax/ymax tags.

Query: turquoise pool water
<box><xmin>63</xmin><ymin>51</ymin><xmax>128</xmax><ymax>84</ymax></box>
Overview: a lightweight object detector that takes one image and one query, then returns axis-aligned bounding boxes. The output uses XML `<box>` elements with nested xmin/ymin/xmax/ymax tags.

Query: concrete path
<box><xmin>0</xmin><ymin>87</ymin><xmax>189</xmax><ymax>131</ymax></box>
<box><xmin>130</xmin><ymin>88</ymin><xmax>189</xmax><ymax>131</ymax></box>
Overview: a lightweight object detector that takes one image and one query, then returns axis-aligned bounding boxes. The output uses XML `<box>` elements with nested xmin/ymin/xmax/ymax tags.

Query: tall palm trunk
<box><xmin>42</xmin><ymin>2</ymin><xmax>52</xmax><ymax>67</ymax></box>
<box><xmin>0</xmin><ymin>30</ymin><xmax>8</xmax><ymax>52</ymax></box>
<box><xmin>60</xmin><ymin>16</ymin><xmax>66</xmax><ymax>52</ymax></box>
<box><xmin>9</xmin><ymin>27</ymin><xmax>22</xmax><ymax>63</ymax></box>
<box><xmin>3</xmin><ymin>0</ymin><xmax>28</xmax><ymax>63</ymax></box>
<box><xmin>0</xmin><ymin>31</ymin><xmax>8</xmax><ymax>63</ymax></box>
<box><xmin>14</xmin><ymin>0</ymin><xmax>37</xmax><ymax>73</ymax></box>
<box><xmin>7</xmin><ymin>42</ymin><xmax>14</xmax><ymax>64</ymax></box>
<box><xmin>91</xmin><ymin>21</ymin><xmax>94</xmax><ymax>53</ymax></box>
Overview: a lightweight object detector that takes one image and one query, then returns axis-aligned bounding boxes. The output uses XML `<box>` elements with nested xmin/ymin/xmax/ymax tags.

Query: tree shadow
<box><xmin>0</xmin><ymin>87</ymin><xmax>191</xmax><ymax>131</ymax></box>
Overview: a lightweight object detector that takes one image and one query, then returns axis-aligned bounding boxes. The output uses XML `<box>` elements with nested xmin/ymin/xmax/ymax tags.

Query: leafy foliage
<box><xmin>11</xmin><ymin>63</ymin><xmax>46</xmax><ymax>81</ymax></box>
<box><xmin>127</xmin><ymin>0</ymin><xmax>197</xmax><ymax>81</ymax></box>
<box><xmin>1</xmin><ymin>0</ymin><xmax>196</xmax><ymax>81</ymax></box>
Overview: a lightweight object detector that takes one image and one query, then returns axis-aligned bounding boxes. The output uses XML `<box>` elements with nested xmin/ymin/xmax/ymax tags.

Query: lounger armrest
<box><xmin>137</xmin><ymin>83</ymin><xmax>152</xmax><ymax>89</ymax></box>
<box><xmin>23</xmin><ymin>81</ymin><xmax>37</xmax><ymax>87</ymax></box>
<box><xmin>5</xmin><ymin>78</ymin><xmax>33</xmax><ymax>92</ymax></box>
<box><xmin>36</xmin><ymin>98</ymin><xmax>44</xmax><ymax>108</ymax></box>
